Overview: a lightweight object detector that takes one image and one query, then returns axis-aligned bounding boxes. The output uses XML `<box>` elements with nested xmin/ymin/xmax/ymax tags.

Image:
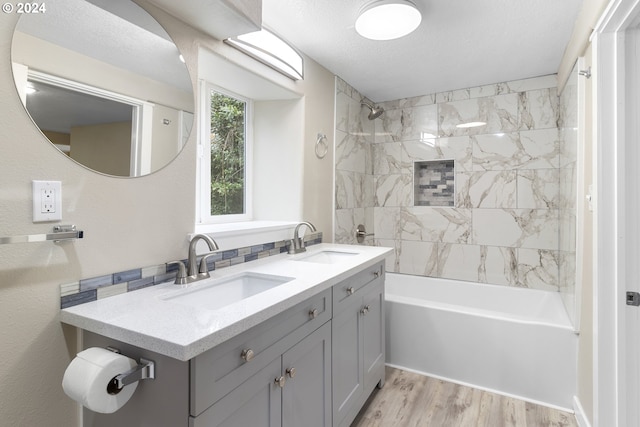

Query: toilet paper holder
<box><xmin>105</xmin><ymin>347</ymin><xmax>155</xmax><ymax>394</ymax></box>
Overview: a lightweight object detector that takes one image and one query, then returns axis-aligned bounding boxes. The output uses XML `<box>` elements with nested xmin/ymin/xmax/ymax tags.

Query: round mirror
<box><xmin>11</xmin><ymin>0</ymin><xmax>194</xmax><ymax>177</ymax></box>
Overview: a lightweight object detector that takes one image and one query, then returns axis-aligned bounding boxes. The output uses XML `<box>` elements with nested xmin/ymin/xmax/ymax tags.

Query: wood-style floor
<box><xmin>351</xmin><ymin>367</ymin><xmax>578</xmax><ymax>427</ymax></box>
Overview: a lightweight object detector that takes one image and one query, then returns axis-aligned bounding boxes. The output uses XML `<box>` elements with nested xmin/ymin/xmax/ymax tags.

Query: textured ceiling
<box><xmin>263</xmin><ymin>0</ymin><xmax>583</xmax><ymax>102</ymax></box>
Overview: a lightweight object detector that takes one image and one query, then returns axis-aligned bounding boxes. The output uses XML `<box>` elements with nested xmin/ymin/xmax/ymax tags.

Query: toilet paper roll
<box><xmin>62</xmin><ymin>347</ymin><xmax>139</xmax><ymax>414</ymax></box>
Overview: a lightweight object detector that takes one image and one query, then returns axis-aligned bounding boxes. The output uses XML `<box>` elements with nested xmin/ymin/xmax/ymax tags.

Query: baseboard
<box><xmin>573</xmin><ymin>396</ymin><xmax>592</xmax><ymax>427</ymax></box>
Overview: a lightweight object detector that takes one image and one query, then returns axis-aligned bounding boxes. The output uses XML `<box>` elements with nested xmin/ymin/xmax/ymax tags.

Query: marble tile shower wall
<box><xmin>335</xmin><ymin>78</ymin><xmax>375</xmax><ymax>245</ymax></box>
<box><xmin>335</xmin><ymin>75</ymin><xmax>568</xmax><ymax>291</ymax></box>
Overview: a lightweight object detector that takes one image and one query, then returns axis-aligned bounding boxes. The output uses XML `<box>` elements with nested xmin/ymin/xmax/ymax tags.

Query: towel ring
<box><xmin>315</xmin><ymin>133</ymin><xmax>328</xmax><ymax>159</ymax></box>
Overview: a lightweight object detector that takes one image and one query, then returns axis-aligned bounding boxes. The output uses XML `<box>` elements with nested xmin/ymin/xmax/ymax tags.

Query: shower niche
<box><xmin>414</xmin><ymin>160</ymin><xmax>455</xmax><ymax>206</ymax></box>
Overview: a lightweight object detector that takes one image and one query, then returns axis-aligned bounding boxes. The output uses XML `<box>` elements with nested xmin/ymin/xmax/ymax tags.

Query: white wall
<box><xmin>0</xmin><ymin>1</ymin><xmax>336</xmax><ymax>426</ymax></box>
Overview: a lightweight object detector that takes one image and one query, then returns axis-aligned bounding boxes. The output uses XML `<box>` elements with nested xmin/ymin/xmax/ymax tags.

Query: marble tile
<box><xmin>559</xmin><ymin>163</ymin><xmax>577</xmax><ymax>203</ymax></box>
<box><xmin>400</xmin><ymin>207</ymin><xmax>471</xmax><ymax>243</ymax></box>
<box><xmin>472</xmin><ymin>129</ymin><xmax>559</xmax><ymax>171</ymax></box>
<box><xmin>518</xmin><ymin>88</ymin><xmax>559</xmax><ymax>130</ymax></box>
<box><xmin>469</xmin><ymin>83</ymin><xmax>505</xmax><ymax>99</ymax></box>
<box><xmin>363</xmin><ymin>174</ymin><xmax>376</xmax><ymax>208</ymax></box>
<box><xmin>517</xmin><ymin>169</ymin><xmax>560</xmax><ymax>209</ymax></box>
<box><xmin>400</xmin><ymin>104</ymin><xmax>439</xmax><ymax>142</ymax></box>
<box><xmin>335</xmin><ymin>170</ymin><xmax>363</xmax><ymax>209</ymax></box>
<box><xmin>375</xmin><ymin>174</ymin><xmax>412</xmax><ymax>207</ymax></box>
<box><xmin>558</xmin><ymin>75</ymin><xmax>578</xmax><ymax>129</ymax></box>
<box><xmin>335</xmin><ymin>208</ymin><xmax>365</xmax><ymax>244</ymax></box>
<box><xmin>517</xmin><ymin>248</ymin><xmax>560</xmax><ymax>291</ymax></box>
<box><xmin>558</xmin><ymin>250</ymin><xmax>576</xmax><ymax>294</ymax></box>
<box><xmin>478</xmin><ymin>246</ymin><xmax>517</xmax><ymax>286</ymax></box>
<box><xmin>335</xmin><ymin>129</ymin><xmax>366</xmax><ymax>173</ymax></box>
<box><xmin>397</xmin><ymin>240</ymin><xmax>438</xmax><ymax>276</ymax></box>
<box><xmin>373</xmin><ymin>142</ymin><xmax>404</xmax><ymax>175</ymax></box>
<box><xmin>559</xmin><ymin>127</ymin><xmax>578</xmax><ymax>168</ymax></box>
<box><xmin>435</xmin><ymin>88</ymin><xmax>470</xmax><ymax>103</ymax></box>
<box><xmin>336</xmin><ymin>91</ymin><xmax>368</xmax><ymax>136</ymax></box>
<box><xmin>364</xmin><ymin>141</ymin><xmax>375</xmax><ymax>175</ymax></box>
<box><xmin>439</xmin><ymin>93</ymin><xmax>519</xmax><ymax>137</ymax></box>
<box><xmin>335</xmin><ymin>77</ymin><xmax>356</xmax><ymax>99</ymax></box>
<box><xmin>375</xmin><ymin>108</ymin><xmax>404</xmax><ymax>143</ymax></box>
<box><xmin>558</xmin><ymin>209</ymin><xmax>576</xmax><ymax>253</ymax></box>
<box><xmin>404</xmin><ymin>136</ymin><xmax>472</xmax><ymax>172</ymax></box>
<box><xmin>373</xmin><ymin>207</ymin><xmax>401</xmax><ymax>240</ymax></box>
<box><xmin>472</xmin><ymin>209</ymin><xmax>558</xmax><ymax>250</ymax></box>
<box><xmin>335</xmin><ymin>91</ymin><xmax>352</xmax><ymax>133</ymax></box>
<box><xmin>437</xmin><ymin>243</ymin><xmax>480</xmax><ymax>282</ymax></box>
<box><xmin>454</xmin><ymin>173</ymin><xmax>470</xmax><ymax>208</ymax></box>
<box><xmin>506</xmin><ymin>75</ymin><xmax>557</xmax><ymax>94</ymax></box>
<box><xmin>457</xmin><ymin>171</ymin><xmax>517</xmax><ymax>208</ymax></box>
<box><xmin>381</xmin><ymin>94</ymin><xmax>437</xmax><ymax>111</ymax></box>
<box><xmin>376</xmin><ymin>238</ymin><xmax>400</xmax><ymax>272</ymax></box>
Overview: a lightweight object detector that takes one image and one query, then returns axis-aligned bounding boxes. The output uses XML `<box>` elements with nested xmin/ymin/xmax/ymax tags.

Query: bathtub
<box><xmin>385</xmin><ymin>273</ymin><xmax>577</xmax><ymax>410</ymax></box>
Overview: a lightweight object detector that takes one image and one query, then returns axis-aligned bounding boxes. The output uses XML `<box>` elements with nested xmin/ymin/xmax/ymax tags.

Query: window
<box><xmin>199</xmin><ymin>83</ymin><xmax>252</xmax><ymax>223</ymax></box>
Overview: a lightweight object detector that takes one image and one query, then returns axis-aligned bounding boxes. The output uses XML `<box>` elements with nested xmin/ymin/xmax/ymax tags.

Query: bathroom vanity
<box><xmin>62</xmin><ymin>244</ymin><xmax>390</xmax><ymax>427</ymax></box>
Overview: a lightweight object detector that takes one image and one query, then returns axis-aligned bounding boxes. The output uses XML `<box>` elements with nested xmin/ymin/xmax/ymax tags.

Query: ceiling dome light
<box><xmin>355</xmin><ymin>0</ymin><xmax>422</xmax><ymax>41</ymax></box>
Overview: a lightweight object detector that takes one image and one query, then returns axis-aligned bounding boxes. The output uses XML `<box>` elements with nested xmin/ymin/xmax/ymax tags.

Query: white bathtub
<box><xmin>385</xmin><ymin>273</ymin><xmax>577</xmax><ymax>410</ymax></box>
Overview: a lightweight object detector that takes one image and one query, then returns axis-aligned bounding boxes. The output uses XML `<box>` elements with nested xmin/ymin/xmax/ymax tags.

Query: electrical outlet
<box><xmin>33</xmin><ymin>180</ymin><xmax>62</xmax><ymax>222</ymax></box>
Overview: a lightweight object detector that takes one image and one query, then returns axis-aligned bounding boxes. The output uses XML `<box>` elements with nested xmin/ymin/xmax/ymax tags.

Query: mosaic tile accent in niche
<box><xmin>414</xmin><ymin>160</ymin><xmax>455</xmax><ymax>206</ymax></box>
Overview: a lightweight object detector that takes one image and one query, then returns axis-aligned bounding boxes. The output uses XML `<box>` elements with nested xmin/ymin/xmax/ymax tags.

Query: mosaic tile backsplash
<box><xmin>60</xmin><ymin>232</ymin><xmax>323</xmax><ymax>309</ymax></box>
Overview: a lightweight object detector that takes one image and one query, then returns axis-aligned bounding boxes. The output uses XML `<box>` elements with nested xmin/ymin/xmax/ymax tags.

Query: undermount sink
<box><xmin>295</xmin><ymin>250</ymin><xmax>358</xmax><ymax>264</ymax></box>
<box><xmin>162</xmin><ymin>272</ymin><xmax>294</xmax><ymax>311</ymax></box>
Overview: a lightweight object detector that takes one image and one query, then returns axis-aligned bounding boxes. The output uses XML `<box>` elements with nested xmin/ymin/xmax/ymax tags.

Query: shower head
<box><xmin>361</xmin><ymin>101</ymin><xmax>384</xmax><ymax>120</ymax></box>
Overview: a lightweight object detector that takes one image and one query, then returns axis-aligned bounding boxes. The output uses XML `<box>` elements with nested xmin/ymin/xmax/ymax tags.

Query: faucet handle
<box><xmin>166</xmin><ymin>260</ymin><xmax>187</xmax><ymax>285</ymax></box>
<box><xmin>198</xmin><ymin>252</ymin><xmax>218</xmax><ymax>277</ymax></box>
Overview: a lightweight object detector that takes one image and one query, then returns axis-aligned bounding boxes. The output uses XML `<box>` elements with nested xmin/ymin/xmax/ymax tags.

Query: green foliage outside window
<box><xmin>209</xmin><ymin>92</ymin><xmax>245</xmax><ymax>215</ymax></box>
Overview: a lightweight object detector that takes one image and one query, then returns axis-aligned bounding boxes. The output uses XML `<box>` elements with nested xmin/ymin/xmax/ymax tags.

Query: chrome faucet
<box><xmin>167</xmin><ymin>234</ymin><xmax>219</xmax><ymax>284</ymax></box>
<box><xmin>288</xmin><ymin>222</ymin><xmax>316</xmax><ymax>254</ymax></box>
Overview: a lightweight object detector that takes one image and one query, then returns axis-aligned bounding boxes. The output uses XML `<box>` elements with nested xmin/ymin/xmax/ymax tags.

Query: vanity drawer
<box><xmin>333</xmin><ymin>261</ymin><xmax>384</xmax><ymax>312</ymax></box>
<box><xmin>190</xmin><ymin>288</ymin><xmax>331</xmax><ymax>416</ymax></box>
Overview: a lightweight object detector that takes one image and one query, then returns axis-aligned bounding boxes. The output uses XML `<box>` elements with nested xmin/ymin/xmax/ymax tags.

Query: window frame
<box><xmin>198</xmin><ymin>81</ymin><xmax>253</xmax><ymax>224</ymax></box>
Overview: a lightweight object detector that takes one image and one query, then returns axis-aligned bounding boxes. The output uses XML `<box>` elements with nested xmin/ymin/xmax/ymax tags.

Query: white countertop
<box><xmin>60</xmin><ymin>243</ymin><xmax>392</xmax><ymax>361</ymax></box>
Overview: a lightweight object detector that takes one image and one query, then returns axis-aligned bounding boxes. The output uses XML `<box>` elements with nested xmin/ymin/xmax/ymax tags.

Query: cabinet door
<box><xmin>331</xmin><ymin>298</ymin><xmax>363</xmax><ymax>427</ymax></box>
<box><xmin>363</xmin><ymin>281</ymin><xmax>385</xmax><ymax>391</ymax></box>
<box><xmin>282</xmin><ymin>322</ymin><xmax>331</xmax><ymax>427</ymax></box>
<box><xmin>190</xmin><ymin>358</ymin><xmax>282</xmax><ymax>427</ymax></box>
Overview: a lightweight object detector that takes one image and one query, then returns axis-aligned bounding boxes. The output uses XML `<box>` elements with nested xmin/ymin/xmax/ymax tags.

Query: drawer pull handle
<box><xmin>373</xmin><ymin>271</ymin><xmax>380</xmax><ymax>278</ymax></box>
<box><xmin>275</xmin><ymin>376</ymin><xmax>286</xmax><ymax>388</ymax></box>
<box><xmin>346</xmin><ymin>287</ymin><xmax>355</xmax><ymax>296</ymax></box>
<box><xmin>241</xmin><ymin>349</ymin><xmax>255</xmax><ymax>362</ymax></box>
<box><xmin>286</xmin><ymin>367</ymin><xmax>296</xmax><ymax>378</ymax></box>
<box><xmin>360</xmin><ymin>305</ymin><xmax>370</xmax><ymax>315</ymax></box>
<box><xmin>309</xmin><ymin>309</ymin><xmax>319</xmax><ymax>319</ymax></box>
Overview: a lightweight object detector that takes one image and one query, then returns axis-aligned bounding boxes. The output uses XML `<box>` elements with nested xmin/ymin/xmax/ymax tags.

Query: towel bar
<box><xmin>0</xmin><ymin>225</ymin><xmax>84</xmax><ymax>244</ymax></box>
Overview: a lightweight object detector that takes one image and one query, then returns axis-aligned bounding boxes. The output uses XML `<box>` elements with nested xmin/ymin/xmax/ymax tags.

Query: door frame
<box><xmin>592</xmin><ymin>0</ymin><xmax>640</xmax><ymax>425</ymax></box>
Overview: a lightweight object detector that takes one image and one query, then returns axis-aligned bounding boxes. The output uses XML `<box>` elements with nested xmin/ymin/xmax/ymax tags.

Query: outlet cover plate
<box><xmin>33</xmin><ymin>180</ymin><xmax>62</xmax><ymax>222</ymax></box>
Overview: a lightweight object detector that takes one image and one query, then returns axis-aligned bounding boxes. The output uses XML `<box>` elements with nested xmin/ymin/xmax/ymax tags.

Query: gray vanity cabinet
<box><xmin>190</xmin><ymin>288</ymin><xmax>332</xmax><ymax>427</ymax></box>
<box><xmin>191</xmin><ymin>322</ymin><xmax>331</xmax><ymax>427</ymax></box>
<box><xmin>79</xmin><ymin>259</ymin><xmax>386</xmax><ymax>427</ymax></box>
<box><xmin>331</xmin><ymin>262</ymin><xmax>385</xmax><ymax>427</ymax></box>
<box><xmin>282</xmin><ymin>321</ymin><xmax>332</xmax><ymax>427</ymax></box>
